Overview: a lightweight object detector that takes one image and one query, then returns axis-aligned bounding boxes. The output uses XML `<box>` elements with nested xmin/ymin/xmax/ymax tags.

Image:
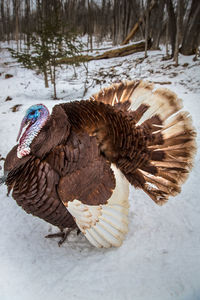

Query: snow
<box><xmin>0</xmin><ymin>43</ymin><xmax>200</xmax><ymax>300</ymax></box>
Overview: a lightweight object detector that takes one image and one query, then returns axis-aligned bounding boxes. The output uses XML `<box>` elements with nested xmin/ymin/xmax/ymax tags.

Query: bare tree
<box><xmin>87</xmin><ymin>0</ymin><xmax>93</xmax><ymax>51</ymax></box>
<box><xmin>151</xmin><ymin>0</ymin><xmax>165</xmax><ymax>49</ymax></box>
<box><xmin>165</xmin><ymin>0</ymin><xmax>176</xmax><ymax>57</ymax></box>
<box><xmin>13</xmin><ymin>0</ymin><xmax>20</xmax><ymax>51</ymax></box>
<box><xmin>0</xmin><ymin>0</ymin><xmax>5</xmax><ymax>41</ymax></box>
<box><xmin>174</xmin><ymin>0</ymin><xmax>181</xmax><ymax>66</ymax></box>
<box><xmin>113</xmin><ymin>0</ymin><xmax>121</xmax><ymax>44</ymax></box>
<box><xmin>180</xmin><ymin>0</ymin><xmax>200</xmax><ymax>55</ymax></box>
<box><xmin>145</xmin><ymin>0</ymin><xmax>150</xmax><ymax>58</ymax></box>
<box><xmin>165</xmin><ymin>15</ymin><xmax>169</xmax><ymax>58</ymax></box>
<box><xmin>25</xmin><ymin>0</ymin><xmax>31</xmax><ymax>47</ymax></box>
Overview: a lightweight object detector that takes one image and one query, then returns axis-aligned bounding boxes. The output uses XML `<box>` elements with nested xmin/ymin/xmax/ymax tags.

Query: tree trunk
<box><xmin>174</xmin><ymin>0</ymin><xmax>181</xmax><ymax>66</ymax></box>
<box><xmin>6</xmin><ymin>0</ymin><xmax>10</xmax><ymax>44</ymax></box>
<box><xmin>53</xmin><ymin>64</ymin><xmax>57</xmax><ymax>99</ymax></box>
<box><xmin>145</xmin><ymin>0</ymin><xmax>151</xmax><ymax>58</ymax></box>
<box><xmin>87</xmin><ymin>0</ymin><xmax>93</xmax><ymax>51</ymax></box>
<box><xmin>25</xmin><ymin>0</ymin><xmax>30</xmax><ymax>48</ymax></box>
<box><xmin>13</xmin><ymin>0</ymin><xmax>20</xmax><ymax>51</ymax></box>
<box><xmin>113</xmin><ymin>0</ymin><xmax>118</xmax><ymax>44</ymax></box>
<box><xmin>180</xmin><ymin>0</ymin><xmax>200</xmax><ymax>55</ymax></box>
<box><xmin>129</xmin><ymin>0</ymin><xmax>145</xmax><ymax>39</ymax></box>
<box><xmin>152</xmin><ymin>0</ymin><xmax>165</xmax><ymax>49</ymax></box>
<box><xmin>43</xmin><ymin>67</ymin><xmax>49</xmax><ymax>88</ymax></box>
<box><xmin>0</xmin><ymin>0</ymin><xmax>5</xmax><ymax>41</ymax></box>
<box><xmin>166</xmin><ymin>0</ymin><xmax>176</xmax><ymax>57</ymax></box>
<box><xmin>166</xmin><ymin>19</ymin><xmax>169</xmax><ymax>57</ymax></box>
<box><xmin>123</xmin><ymin>0</ymin><xmax>131</xmax><ymax>40</ymax></box>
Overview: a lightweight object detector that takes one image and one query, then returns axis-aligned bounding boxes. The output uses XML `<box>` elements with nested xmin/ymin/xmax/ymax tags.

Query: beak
<box><xmin>16</xmin><ymin>116</ymin><xmax>28</xmax><ymax>142</ymax></box>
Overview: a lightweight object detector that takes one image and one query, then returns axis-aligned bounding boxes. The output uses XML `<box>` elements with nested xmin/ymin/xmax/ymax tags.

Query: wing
<box><xmin>66</xmin><ymin>164</ymin><xmax>129</xmax><ymax>248</ymax></box>
<box><xmin>55</xmin><ymin>132</ymin><xmax>115</xmax><ymax>206</ymax></box>
<box><xmin>47</xmin><ymin>131</ymin><xmax>130</xmax><ymax>248</ymax></box>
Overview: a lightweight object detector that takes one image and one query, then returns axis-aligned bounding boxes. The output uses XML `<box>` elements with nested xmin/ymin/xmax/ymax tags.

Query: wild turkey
<box><xmin>1</xmin><ymin>80</ymin><xmax>196</xmax><ymax>248</ymax></box>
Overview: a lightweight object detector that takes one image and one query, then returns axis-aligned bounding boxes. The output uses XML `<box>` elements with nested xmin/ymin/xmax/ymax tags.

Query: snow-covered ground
<box><xmin>0</xmin><ymin>43</ymin><xmax>200</xmax><ymax>300</ymax></box>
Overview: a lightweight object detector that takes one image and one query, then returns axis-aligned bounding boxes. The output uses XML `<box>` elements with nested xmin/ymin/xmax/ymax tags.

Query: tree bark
<box><xmin>6</xmin><ymin>0</ymin><xmax>10</xmax><ymax>43</ymax></box>
<box><xmin>151</xmin><ymin>0</ymin><xmax>165</xmax><ymax>49</ymax></box>
<box><xmin>145</xmin><ymin>0</ymin><xmax>151</xmax><ymax>58</ymax></box>
<box><xmin>25</xmin><ymin>0</ymin><xmax>30</xmax><ymax>47</ymax></box>
<box><xmin>180</xmin><ymin>0</ymin><xmax>200</xmax><ymax>55</ymax></box>
<box><xmin>87</xmin><ymin>0</ymin><xmax>93</xmax><ymax>51</ymax></box>
<box><xmin>43</xmin><ymin>67</ymin><xmax>49</xmax><ymax>88</ymax></box>
<box><xmin>0</xmin><ymin>0</ymin><xmax>5</xmax><ymax>41</ymax></box>
<box><xmin>13</xmin><ymin>0</ymin><xmax>20</xmax><ymax>51</ymax></box>
<box><xmin>113</xmin><ymin>0</ymin><xmax>119</xmax><ymax>44</ymax></box>
<box><xmin>53</xmin><ymin>64</ymin><xmax>57</xmax><ymax>99</ymax></box>
<box><xmin>174</xmin><ymin>0</ymin><xmax>181</xmax><ymax>66</ymax></box>
<box><xmin>166</xmin><ymin>0</ymin><xmax>176</xmax><ymax>57</ymax></box>
<box><xmin>165</xmin><ymin>18</ymin><xmax>169</xmax><ymax>57</ymax></box>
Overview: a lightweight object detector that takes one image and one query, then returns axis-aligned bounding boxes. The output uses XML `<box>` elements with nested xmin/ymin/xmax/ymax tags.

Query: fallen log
<box><xmin>57</xmin><ymin>39</ymin><xmax>152</xmax><ymax>65</ymax></box>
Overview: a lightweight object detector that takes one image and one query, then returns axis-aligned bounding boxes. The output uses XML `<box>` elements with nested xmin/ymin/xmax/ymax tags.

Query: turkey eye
<box><xmin>30</xmin><ymin>111</ymin><xmax>35</xmax><ymax>115</ymax></box>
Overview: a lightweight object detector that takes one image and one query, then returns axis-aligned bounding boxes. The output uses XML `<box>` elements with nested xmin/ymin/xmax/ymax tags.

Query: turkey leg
<box><xmin>45</xmin><ymin>228</ymin><xmax>80</xmax><ymax>246</ymax></box>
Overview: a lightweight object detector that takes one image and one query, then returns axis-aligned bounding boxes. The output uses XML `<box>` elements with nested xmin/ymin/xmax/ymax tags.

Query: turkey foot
<box><xmin>45</xmin><ymin>228</ymin><xmax>73</xmax><ymax>246</ymax></box>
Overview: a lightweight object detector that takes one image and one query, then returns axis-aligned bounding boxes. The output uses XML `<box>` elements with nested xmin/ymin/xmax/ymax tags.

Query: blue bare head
<box><xmin>17</xmin><ymin>104</ymin><xmax>50</xmax><ymax>158</ymax></box>
<box><xmin>25</xmin><ymin>104</ymin><xmax>46</xmax><ymax>122</ymax></box>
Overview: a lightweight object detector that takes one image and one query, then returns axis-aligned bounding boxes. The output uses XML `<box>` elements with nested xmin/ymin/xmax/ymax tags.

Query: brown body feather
<box><xmin>6</xmin><ymin>146</ymin><xmax>76</xmax><ymax>229</ymax></box>
<box><xmin>3</xmin><ymin>80</ymin><xmax>196</xmax><ymax>245</ymax></box>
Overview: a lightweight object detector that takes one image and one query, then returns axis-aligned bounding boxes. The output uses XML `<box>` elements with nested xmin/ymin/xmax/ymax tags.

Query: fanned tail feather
<box><xmin>141</xmin><ymin>110</ymin><xmax>196</xmax><ymax>205</ymax></box>
<box><xmin>91</xmin><ymin>80</ymin><xmax>196</xmax><ymax>205</ymax></box>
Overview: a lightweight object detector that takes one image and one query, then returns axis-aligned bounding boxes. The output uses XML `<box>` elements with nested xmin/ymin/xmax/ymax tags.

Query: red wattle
<box><xmin>16</xmin><ymin>116</ymin><xmax>27</xmax><ymax>142</ymax></box>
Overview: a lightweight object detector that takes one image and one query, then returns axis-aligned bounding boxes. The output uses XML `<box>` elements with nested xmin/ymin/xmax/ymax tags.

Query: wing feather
<box><xmin>66</xmin><ymin>165</ymin><xmax>129</xmax><ymax>248</ymax></box>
